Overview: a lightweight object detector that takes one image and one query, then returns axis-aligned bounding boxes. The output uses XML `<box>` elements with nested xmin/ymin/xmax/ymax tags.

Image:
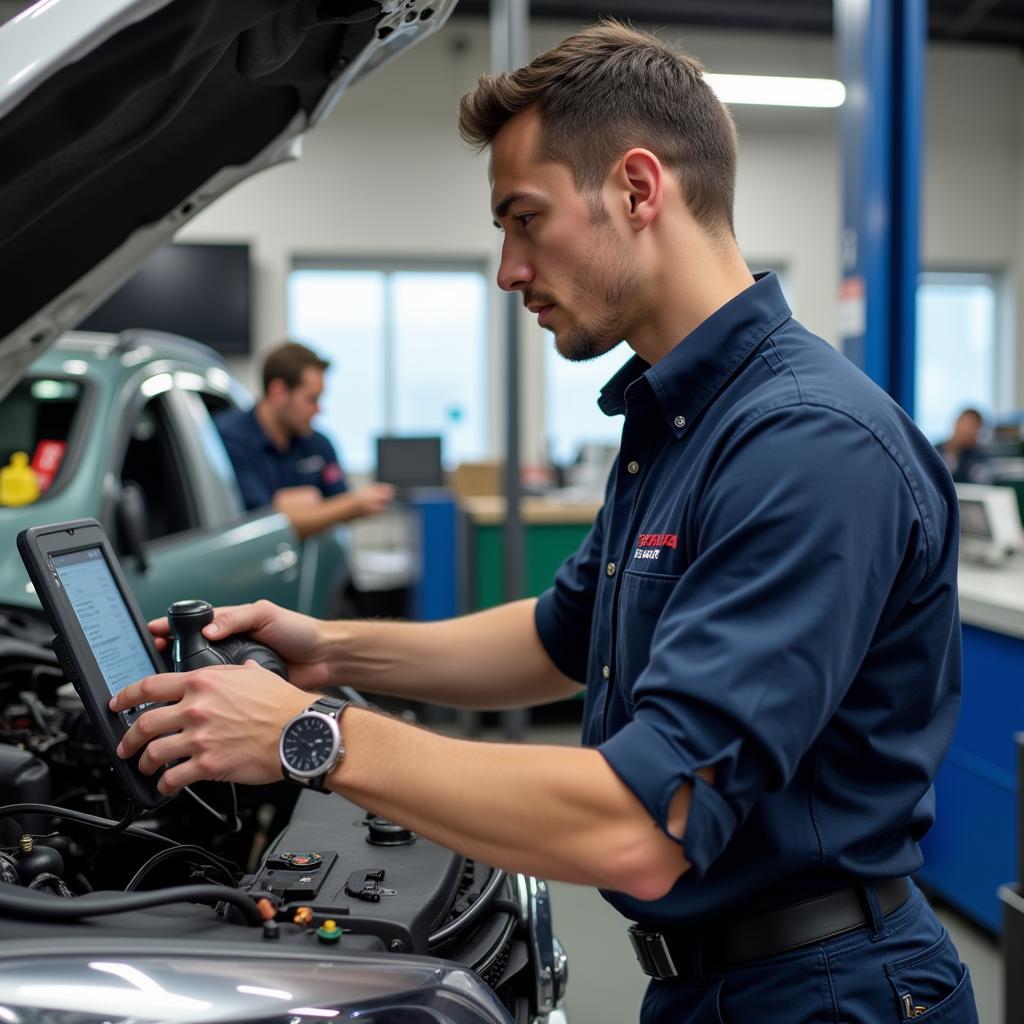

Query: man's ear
<box><xmin>265</xmin><ymin>378</ymin><xmax>289</xmax><ymax>403</ymax></box>
<box><xmin>616</xmin><ymin>148</ymin><xmax>663</xmax><ymax>231</ymax></box>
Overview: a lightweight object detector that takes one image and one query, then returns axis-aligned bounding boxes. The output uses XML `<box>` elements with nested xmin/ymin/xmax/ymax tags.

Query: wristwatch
<box><xmin>279</xmin><ymin>696</ymin><xmax>349</xmax><ymax>790</ymax></box>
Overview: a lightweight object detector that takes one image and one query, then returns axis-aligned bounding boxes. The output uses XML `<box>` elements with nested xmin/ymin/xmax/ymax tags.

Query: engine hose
<box><xmin>0</xmin><ymin>852</ymin><xmax>19</xmax><ymax>885</ymax></box>
<box><xmin>0</xmin><ymin>881</ymin><xmax>262</xmax><ymax>926</ymax></box>
<box><xmin>428</xmin><ymin>868</ymin><xmax>507</xmax><ymax>947</ymax></box>
<box><xmin>0</xmin><ymin>803</ymin><xmax>177</xmax><ymax>847</ymax></box>
<box><xmin>26</xmin><ymin>873</ymin><xmax>74</xmax><ymax>897</ymax></box>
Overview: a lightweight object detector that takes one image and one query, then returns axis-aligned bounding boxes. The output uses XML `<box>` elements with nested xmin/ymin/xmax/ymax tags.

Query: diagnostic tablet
<box><xmin>18</xmin><ymin>518</ymin><xmax>169</xmax><ymax>808</ymax></box>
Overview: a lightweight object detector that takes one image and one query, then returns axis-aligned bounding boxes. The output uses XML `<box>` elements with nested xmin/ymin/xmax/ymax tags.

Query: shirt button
<box><xmin>674</xmin><ymin>415</ymin><xmax>687</xmax><ymax>429</ymax></box>
<box><xmin>602</xmin><ymin>664</ymin><xmax>611</xmax><ymax>679</ymax></box>
<box><xmin>606</xmin><ymin>562</ymin><xmax>616</xmax><ymax>576</ymax></box>
<box><xmin>626</xmin><ymin>460</ymin><xmax>640</xmax><ymax>474</ymax></box>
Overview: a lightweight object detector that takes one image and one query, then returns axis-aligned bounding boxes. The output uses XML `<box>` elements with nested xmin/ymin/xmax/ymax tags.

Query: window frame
<box><xmin>110</xmin><ymin>382</ymin><xmax>201</xmax><ymax>545</ymax></box>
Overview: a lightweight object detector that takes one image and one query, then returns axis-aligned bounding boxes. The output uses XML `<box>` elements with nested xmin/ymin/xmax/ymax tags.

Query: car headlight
<box><xmin>0</xmin><ymin>951</ymin><xmax>514</xmax><ymax>1024</ymax></box>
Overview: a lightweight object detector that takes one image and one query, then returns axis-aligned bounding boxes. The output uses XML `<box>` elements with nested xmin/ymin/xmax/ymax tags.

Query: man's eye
<box><xmin>516</xmin><ymin>213</ymin><xmax>535</xmax><ymax>229</ymax></box>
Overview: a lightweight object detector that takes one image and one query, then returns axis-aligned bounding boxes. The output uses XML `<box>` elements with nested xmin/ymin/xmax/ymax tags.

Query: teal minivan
<box><xmin>0</xmin><ymin>329</ymin><xmax>349</xmax><ymax>628</ymax></box>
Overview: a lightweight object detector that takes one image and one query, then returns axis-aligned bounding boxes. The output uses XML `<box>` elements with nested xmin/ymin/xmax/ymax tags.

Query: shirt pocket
<box><xmin>615</xmin><ymin>569</ymin><xmax>682</xmax><ymax>712</ymax></box>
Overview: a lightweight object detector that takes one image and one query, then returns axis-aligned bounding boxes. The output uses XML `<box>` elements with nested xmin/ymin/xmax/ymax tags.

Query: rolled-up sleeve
<box><xmin>598</xmin><ymin>404</ymin><xmax>930</xmax><ymax>877</ymax></box>
<box><xmin>535</xmin><ymin>501</ymin><xmax>609</xmax><ymax>683</ymax></box>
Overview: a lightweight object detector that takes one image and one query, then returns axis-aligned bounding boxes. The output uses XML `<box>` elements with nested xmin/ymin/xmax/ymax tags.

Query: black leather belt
<box><xmin>628</xmin><ymin>877</ymin><xmax>911</xmax><ymax>980</ymax></box>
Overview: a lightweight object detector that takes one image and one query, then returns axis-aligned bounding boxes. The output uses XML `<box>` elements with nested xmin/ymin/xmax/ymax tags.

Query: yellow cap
<box><xmin>0</xmin><ymin>452</ymin><xmax>39</xmax><ymax>506</ymax></box>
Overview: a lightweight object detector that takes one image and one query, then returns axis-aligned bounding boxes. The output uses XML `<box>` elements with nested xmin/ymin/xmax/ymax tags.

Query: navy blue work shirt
<box><xmin>215</xmin><ymin>406</ymin><xmax>348</xmax><ymax>511</ymax></box>
<box><xmin>535</xmin><ymin>273</ymin><xmax>962</xmax><ymax>928</ymax></box>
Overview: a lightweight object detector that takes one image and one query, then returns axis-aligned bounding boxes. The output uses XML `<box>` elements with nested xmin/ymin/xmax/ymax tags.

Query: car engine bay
<box><xmin>0</xmin><ymin>603</ymin><xmax>567</xmax><ymax>1024</ymax></box>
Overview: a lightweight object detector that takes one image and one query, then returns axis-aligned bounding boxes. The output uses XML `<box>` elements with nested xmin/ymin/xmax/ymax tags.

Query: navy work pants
<box><xmin>640</xmin><ymin>883</ymin><xmax>978</xmax><ymax>1023</ymax></box>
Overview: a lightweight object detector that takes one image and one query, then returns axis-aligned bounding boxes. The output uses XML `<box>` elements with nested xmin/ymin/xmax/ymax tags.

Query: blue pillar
<box><xmin>409</xmin><ymin>492</ymin><xmax>458</xmax><ymax>621</ymax></box>
<box><xmin>836</xmin><ymin>0</ymin><xmax>925</xmax><ymax>415</ymax></box>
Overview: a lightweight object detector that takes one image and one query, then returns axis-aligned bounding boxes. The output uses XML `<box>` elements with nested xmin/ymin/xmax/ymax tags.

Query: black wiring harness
<box><xmin>0</xmin><ymin>801</ymin><xmax>176</xmax><ymax>846</ymax></box>
<box><xmin>428</xmin><ymin>867</ymin><xmax>508</xmax><ymax>947</ymax></box>
<box><xmin>0</xmin><ymin>800</ymin><xmax>259</xmax><ymax>925</ymax></box>
<box><xmin>0</xmin><ymin>881</ymin><xmax>261</xmax><ymax>925</ymax></box>
<box><xmin>124</xmin><ymin>843</ymin><xmax>240</xmax><ymax>892</ymax></box>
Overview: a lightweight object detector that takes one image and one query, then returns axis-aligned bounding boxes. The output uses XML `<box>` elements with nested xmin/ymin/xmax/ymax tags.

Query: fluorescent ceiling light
<box><xmin>705</xmin><ymin>73</ymin><xmax>846</xmax><ymax>108</ymax></box>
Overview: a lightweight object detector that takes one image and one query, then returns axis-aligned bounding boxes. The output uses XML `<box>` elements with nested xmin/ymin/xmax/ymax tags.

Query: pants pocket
<box><xmin>885</xmin><ymin>934</ymin><xmax>978</xmax><ymax>1021</ymax></box>
<box><xmin>640</xmin><ymin>979</ymin><xmax>728</xmax><ymax>1024</ymax></box>
<box><xmin>713</xmin><ymin>979</ymin><xmax>728</xmax><ymax>1024</ymax></box>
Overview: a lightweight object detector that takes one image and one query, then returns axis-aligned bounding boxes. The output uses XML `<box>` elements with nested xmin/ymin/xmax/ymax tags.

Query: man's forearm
<box><xmin>326</xmin><ymin>705</ymin><xmax>691</xmax><ymax>900</ymax></box>
<box><xmin>324</xmin><ymin>598</ymin><xmax>583</xmax><ymax>709</ymax></box>
<box><xmin>276</xmin><ymin>491</ymin><xmax>366</xmax><ymax>538</ymax></box>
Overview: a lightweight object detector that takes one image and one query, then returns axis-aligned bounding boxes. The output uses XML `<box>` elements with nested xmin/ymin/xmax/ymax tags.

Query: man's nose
<box><xmin>496</xmin><ymin>239</ymin><xmax>533</xmax><ymax>293</ymax></box>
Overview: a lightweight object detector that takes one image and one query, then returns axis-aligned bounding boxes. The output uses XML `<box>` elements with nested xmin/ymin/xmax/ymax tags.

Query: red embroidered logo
<box><xmin>636</xmin><ymin>533</ymin><xmax>677</xmax><ymax>549</ymax></box>
<box><xmin>633</xmin><ymin>532</ymin><xmax>678</xmax><ymax>562</ymax></box>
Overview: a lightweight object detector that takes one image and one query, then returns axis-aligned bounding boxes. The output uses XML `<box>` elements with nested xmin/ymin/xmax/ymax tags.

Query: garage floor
<box><xmin>525</xmin><ymin>723</ymin><xmax>1004</xmax><ymax>1023</ymax></box>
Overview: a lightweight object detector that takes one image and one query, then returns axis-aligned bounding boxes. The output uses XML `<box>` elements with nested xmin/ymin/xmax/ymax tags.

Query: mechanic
<box><xmin>936</xmin><ymin>406</ymin><xmax>992</xmax><ymax>484</ymax></box>
<box><xmin>215</xmin><ymin>340</ymin><xmax>394</xmax><ymax>539</ymax></box>
<box><xmin>113</xmin><ymin>21</ymin><xmax>977</xmax><ymax>1023</ymax></box>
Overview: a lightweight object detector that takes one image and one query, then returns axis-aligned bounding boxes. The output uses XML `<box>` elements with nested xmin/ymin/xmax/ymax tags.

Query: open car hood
<box><xmin>0</xmin><ymin>0</ymin><xmax>455</xmax><ymax>399</ymax></box>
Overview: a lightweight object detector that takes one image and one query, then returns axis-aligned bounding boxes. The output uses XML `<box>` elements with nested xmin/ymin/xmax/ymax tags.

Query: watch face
<box><xmin>282</xmin><ymin>715</ymin><xmax>337</xmax><ymax>774</ymax></box>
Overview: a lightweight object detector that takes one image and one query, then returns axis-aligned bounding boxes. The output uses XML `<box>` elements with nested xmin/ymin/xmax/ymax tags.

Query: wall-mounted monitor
<box><xmin>79</xmin><ymin>242</ymin><xmax>251</xmax><ymax>355</ymax></box>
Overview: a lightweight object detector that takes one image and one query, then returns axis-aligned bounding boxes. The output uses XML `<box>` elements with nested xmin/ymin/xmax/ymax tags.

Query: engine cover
<box><xmin>240</xmin><ymin>790</ymin><xmax>466</xmax><ymax>954</ymax></box>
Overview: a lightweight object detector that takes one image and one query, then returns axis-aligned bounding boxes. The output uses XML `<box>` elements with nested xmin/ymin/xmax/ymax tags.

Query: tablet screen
<box><xmin>51</xmin><ymin>547</ymin><xmax>157</xmax><ymax>697</ymax></box>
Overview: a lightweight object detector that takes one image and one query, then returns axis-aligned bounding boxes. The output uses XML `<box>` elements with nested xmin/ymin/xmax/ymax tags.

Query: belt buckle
<box><xmin>627</xmin><ymin>924</ymin><xmax>679</xmax><ymax>980</ymax></box>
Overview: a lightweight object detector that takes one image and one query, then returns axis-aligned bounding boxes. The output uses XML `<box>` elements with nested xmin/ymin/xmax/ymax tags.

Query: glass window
<box><xmin>288</xmin><ymin>264</ymin><xmax>488</xmax><ymax>474</ymax></box>
<box><xmin>544</xmin><ymin>342</ymin><xmax>629</xmax><ymax>467</ymax></box>
<box><xmin>118</xmin><ymin>395</ymin><xmax>197</xmax><ymax>541</ymax></box>
<box><xmin>916</xmin><ymin>272</ymin><xmax>999</xmax><ymax>442</ymax></box>
<box><xmin>0</xmin><ymin>377</ymin><xmax>85</xmax><ymax>502</ymax></box>
<box><xmin>180</xmin><ymin>389</ymin><xmax>246</xmax><ymax>525</ymax></box>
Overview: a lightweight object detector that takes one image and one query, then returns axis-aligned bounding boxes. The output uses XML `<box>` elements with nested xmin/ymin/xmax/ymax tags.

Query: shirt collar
<box><xmin>246</xmin><ymin>405</ymin><xmax>281</xmax><ymax>454</ymax></box>
<box><xmin>598</xmin><ymin>272</ymin><xmax>792</xmax><ymax>436</ymax></box>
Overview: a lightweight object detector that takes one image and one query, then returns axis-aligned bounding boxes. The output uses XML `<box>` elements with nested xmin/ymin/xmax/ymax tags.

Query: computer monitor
<box><xmin>375</xmin><ymin>436</ymin><xmax>444</xmax><ymax>492</ymax></box>
<box><xmin>956</xmin><ymin>482</ymin><xmax>1024</xmax><ymax>564</ymax></box>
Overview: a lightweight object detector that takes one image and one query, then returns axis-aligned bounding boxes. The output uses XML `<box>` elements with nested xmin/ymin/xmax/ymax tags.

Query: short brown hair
<box><xmin>458</xmin><ymin>20</ymin><xmax>738</xmax><ymax>235</ymax></box>
<box><xmin>262</xmin><ymin>341</ymin><xmax>329</xmax><ymax>393</ymax></box>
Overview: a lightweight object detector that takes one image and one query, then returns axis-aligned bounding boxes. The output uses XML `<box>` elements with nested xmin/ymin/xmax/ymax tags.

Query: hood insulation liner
<box><xmin>0</xmin><ymin>0</ymin><xmax>381</xmax><ymax>340</ymax></box>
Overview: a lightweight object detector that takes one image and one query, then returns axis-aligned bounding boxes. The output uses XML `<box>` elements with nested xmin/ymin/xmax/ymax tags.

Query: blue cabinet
<box><xmin>917</xmin><ymin>623</ymin><xmax>1024</xmax><ymax>932</ymax></box>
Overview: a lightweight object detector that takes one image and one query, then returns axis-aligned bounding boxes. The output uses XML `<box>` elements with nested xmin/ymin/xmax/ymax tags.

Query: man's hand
<box><xmin>352</xmin><ymin>483</ymin><xmax>395</xmax><ymax>516</ymax></box>
<box><xmin>110</xmin><ymin>661</ymin><xmax>310</xmax><ymax>795</ymax></box>
<box><xmin>148</xmin><ymin>600</ymin><xmax>331</xmax><ymax>690</ymax></box>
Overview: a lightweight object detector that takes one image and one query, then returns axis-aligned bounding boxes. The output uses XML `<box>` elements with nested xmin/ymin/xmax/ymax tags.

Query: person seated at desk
<box><xmin>216</xmin><ymin>341</ymin><xmax>394</xmax><ymax>538</ymax></box>
<box><xmin>937</xmin><ymin>407</ymin><xmax>992</xmax><ymax>484</ymax></box>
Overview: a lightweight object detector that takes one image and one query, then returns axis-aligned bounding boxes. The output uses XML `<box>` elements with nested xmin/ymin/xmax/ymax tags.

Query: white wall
<box><xmin>923</xmin><ymin>41</ymin><xmax>1023</xmax><ymax>417</ymax></box>
<box><xmin>180</xmin><ymin>17</ymin><xmax>1024</xmax><ymax>461</ymax></box>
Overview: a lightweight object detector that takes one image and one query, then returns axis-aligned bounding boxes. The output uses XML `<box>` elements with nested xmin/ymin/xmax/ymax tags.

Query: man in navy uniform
<box><xmin>937</xmin><ymin>406</ymin><xmax>991</xmax><ymax>484</ymax></box>
<box><xmin>216</xmin><ymin>341</ymin><xmax>393</xmax><ymax>538</ymax></box>
<box><xmin>116</xmin><ymin>22</ymin><xmax>977</xmax><ymax>1022</ymax></box>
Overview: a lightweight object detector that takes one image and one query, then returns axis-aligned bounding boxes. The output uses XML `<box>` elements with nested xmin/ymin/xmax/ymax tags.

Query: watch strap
<box><xmin>282</xmin><ymin>697</ymin><xmax>349</xmax><ymax>790</ymax></box>
<box><xmin>308</xmin><ymin>697</ymin><xmax>347</xmax><ymax>790</ymax></box>
<box><xmin>311</xmin><ymin>696</ymin><xmax>348</xmax><ymax>719</ymax></box>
